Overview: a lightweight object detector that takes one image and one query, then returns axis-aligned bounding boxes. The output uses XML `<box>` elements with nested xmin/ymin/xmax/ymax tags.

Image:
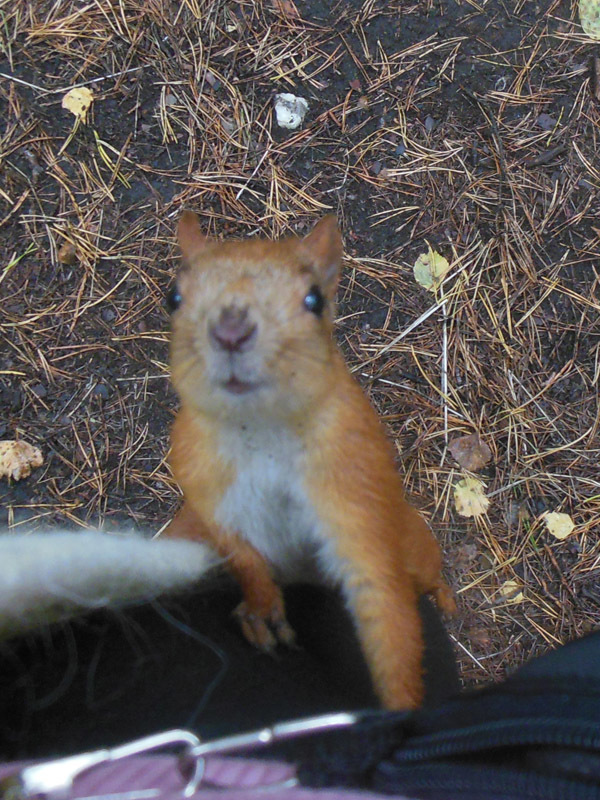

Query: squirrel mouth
<box><xmin>222</xmin><ymin>375</ymin><xmax>261</xmax><ymax>395</ymax></box>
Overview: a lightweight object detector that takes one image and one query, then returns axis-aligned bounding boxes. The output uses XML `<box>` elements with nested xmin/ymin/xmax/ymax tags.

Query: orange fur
<box><xmin>164</xmin><ymin>212</ymin><xmax>455</xmax><ymax>710</ymax></box>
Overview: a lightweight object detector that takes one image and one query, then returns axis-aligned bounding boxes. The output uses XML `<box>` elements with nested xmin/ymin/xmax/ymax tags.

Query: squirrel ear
<box><xmin>302</xmin><ymin>215</ymin><xmax>342</xmax><ymax>295</ymax></box>
<box><xmin>178</xmin><ymin>210</ymin><xmax>209</xmax><ymax>261</ymax></box>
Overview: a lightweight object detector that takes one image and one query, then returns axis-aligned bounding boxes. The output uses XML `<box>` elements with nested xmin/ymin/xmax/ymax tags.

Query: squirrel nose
<box><xmin>209</xmin><ymin>306</ymin><xmax>257</xmax><ymax>352</ymax></box>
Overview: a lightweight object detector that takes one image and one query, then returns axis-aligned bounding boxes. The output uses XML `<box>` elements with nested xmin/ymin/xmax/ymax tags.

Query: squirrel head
<box><xmin>168</xmin><ymin>212</ymin><xmax>343</xmax><ymax>421</ymax></box>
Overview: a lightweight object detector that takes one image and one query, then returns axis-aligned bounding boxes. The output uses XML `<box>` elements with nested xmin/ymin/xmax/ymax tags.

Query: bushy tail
<box><xmin>0</xmin><ymin>529</ymin><xmax>219</xmax><ymax>638</ymax></box>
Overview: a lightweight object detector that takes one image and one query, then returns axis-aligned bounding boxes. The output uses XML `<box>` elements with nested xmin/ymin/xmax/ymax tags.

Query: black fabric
<box><xmin>294</xmin><ymin>631</ymin><xmax>600</xmax><ymax>799</ymax></box>
<box><xmin>6</xmin><ymin>576</ymin><xmax>600</xmax><ymax>799</ymax></box>
<box><xmin>0</xmin><ymin>581</ymin><xmax>459</xmax><ymax>761</ymax></box>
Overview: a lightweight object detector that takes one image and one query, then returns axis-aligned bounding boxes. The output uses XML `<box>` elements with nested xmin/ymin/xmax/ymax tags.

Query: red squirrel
<box><xmin>164</xmin><ymin>211</ymin><xmax>455</xmax><ymax>710</ymax></box>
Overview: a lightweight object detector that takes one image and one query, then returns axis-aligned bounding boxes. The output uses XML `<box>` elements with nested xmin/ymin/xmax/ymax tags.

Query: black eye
<box><xmin>166</xmin><ymin>284</ymin><xmax>182</xmax><ymax>312</ymax></box>
<box><xmin>303</xmin><ymin>285</ymin><xmax>325</xmax><ymax>316</ymax></box>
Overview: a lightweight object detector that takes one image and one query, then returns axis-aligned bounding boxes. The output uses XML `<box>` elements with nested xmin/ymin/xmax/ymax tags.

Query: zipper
<box><xmin>393</xmin><ymin>717</ymin><xmax>600</xmax><ymax>763</ymax></box>
<box><xmin>375</xmin><ymin>762</ymin><xmax>600</xmax><ymax>800</ymax></box>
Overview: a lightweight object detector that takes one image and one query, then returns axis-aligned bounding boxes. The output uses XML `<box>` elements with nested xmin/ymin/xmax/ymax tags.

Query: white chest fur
<box><xmin>213</xmin><ymin>422</ymin><xmax>331</xmax><ymax>584</ymax></box>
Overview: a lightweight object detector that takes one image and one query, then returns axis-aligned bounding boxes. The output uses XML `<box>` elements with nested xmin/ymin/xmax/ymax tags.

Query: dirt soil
<box><xmin>1</xmin><ymin>0</ymin><xmax>599</xmax><ymax>687</ymax></box>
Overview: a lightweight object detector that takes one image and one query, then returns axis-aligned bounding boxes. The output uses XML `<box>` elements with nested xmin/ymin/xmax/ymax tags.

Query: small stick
<box><xmin>524</xmin><ymin>144</ymin><xmax>567</xmax><ymax>167</ymax></box>
<box><xmin>543</xmin><ymin>543</ymin><xmax>579</xmax><ymax>606</ymax></box>
<box><xmin>440</xmin><ymin>280</ymin><xmax>449</xmax><ymax>445</ymax></box>
<box><xmin>0</xmin><ymin>66</ymin><xmax>144</xmax><ymax>95</ymax></box>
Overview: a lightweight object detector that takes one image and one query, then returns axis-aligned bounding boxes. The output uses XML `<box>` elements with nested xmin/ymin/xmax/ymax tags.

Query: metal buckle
<box><xmin>184</xmin><ymin>711</ymin><xmax>359</xmax><ymax>795</ymax></box>
<box><xmin>1</xmin><ymin>712</ymin><xmax>359</xmax><ymax>798</ymax></box>
<box><xmin>0</xmin><ymin>729</ymin><xmax>201</xmax><ymax>800</ymax></box>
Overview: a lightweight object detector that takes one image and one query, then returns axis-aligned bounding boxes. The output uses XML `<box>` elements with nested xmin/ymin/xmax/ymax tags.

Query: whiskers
<box><xmin>272</xmin><ymin>333</ymin><xmax>332</xmax><ymax>374</ymax></box>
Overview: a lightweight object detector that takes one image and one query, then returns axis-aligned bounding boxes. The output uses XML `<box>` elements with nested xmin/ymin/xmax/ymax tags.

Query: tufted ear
<box><xmin>178</xmin><ymin>210</ymin><xmax>210</xmax><ymax>262</ymax></box>
<box><xmin>301</xmin><ymin>215</ymin><xmax>343</xmax><ymax>296</ymax></box>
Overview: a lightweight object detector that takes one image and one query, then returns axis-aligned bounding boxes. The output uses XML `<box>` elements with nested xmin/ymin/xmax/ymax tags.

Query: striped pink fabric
<box><xmin>0</xmin><ymin>755</ymin><xmax>413</xmax><ymax>799</ymax></box>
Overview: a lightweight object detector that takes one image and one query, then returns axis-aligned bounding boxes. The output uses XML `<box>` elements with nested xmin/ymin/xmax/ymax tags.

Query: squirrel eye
<box><xmin>166</xmin><ymin>284</ymin><xmax>182</xmax><ymax>312</ymax></box>
<box><xmin>303</xmin><ymin>285</ymin><xmax>325</xmax><ymax>316</ymax></box>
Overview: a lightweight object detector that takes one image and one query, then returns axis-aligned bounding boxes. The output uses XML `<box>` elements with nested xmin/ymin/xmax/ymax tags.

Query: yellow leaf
<box><xmin>453</xmin><ymin>477</ymin><xmax>489</xmax><ymax>518</ymax></box>
<box><xmin>413</xmin><ymin>246</ymin><xmax>450</xmax><ymax>292</ymax></box>
<box><xmin>62</xmin><ymin>87</ymin><xmax>94</xmax><ymax>123</ymax></box>
<box><xmin>580</xmin><ymin>0</ymin><xmax>600</xmax><ymax>38</ymax></box>
<box><xmin>0</xmin><ymin>440</ymin><xmax>43</xmax><ymax>481</ymax></box>
<box><xmin>543</xmin><ymin>511</ymin><xmax>575</xmax><ymax>540</ymax></box>
<box><xmin>499</xmin><ymin>579</ymin><xmax>524</xmax><ymax>604</ymax></box>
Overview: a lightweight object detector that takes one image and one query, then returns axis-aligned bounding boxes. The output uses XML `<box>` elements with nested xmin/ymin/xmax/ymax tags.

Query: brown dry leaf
<box><xmin>204</xmin><ymin>71</ymin><xmax>220</xmax><ymax>89</ymax></box>
<box><xmin>465</xmin><ymin>626</ymin><xmax>492</xmax><ymax>649</ymax></box>
<box><xmin>543</xmin><ymin>511</ymin><xmax>575</xmax><ymax>540</ymax></box>
<box><xmin>0</xmin><ymin>440</ymin><xmax>43</xmax><ymax>481</ymax></box>
<box><xmin>449</xmin><ymin>434</ymin><xmax>492</xmax><ymax>472</ymax></box>
<box><xmin>62</xmin><ymin>87</ymin><xmax>94</xmax><ymax>123</ymax></box>
<box><xmin>271</xmin><ymin>0</ymin><xmax>299</xmax><ymax>17</ymax></box>
<box><xmin>453</xmin><ymin>541</ymin><xmax>479</xmax><ymax>571</ymax></box>
<box><xmin>454</xmin><ymin>477</ymin><xmax>490</xmax><ymax>518</ymax></box>
<box><xmin>499</xmin><ymin>579</ymin><xmax>525</xmax><ymax>604</ymax></box>
<box><xmin>58</xmin><ymin>241</ymin><xmax>77</xmax><ymax>265</ymax></box>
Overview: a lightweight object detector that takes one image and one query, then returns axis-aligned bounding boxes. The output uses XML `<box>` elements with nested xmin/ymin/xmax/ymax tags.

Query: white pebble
<box><xmin>274</xmin><ymin>93</ymin><xmax>309</xmax><ymax>130</ymax></box>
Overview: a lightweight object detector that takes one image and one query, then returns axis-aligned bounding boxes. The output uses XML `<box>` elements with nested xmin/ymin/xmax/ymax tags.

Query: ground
<box><xmin>1</xmin><ymin>0</ymin><xmax>599</xmax><ymax>688</ymax></box>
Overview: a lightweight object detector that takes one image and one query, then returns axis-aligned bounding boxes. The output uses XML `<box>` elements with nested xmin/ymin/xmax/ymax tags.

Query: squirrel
<box><xmin>164</xmin><ymin>211</ymin><xmax>456</xmax><ymax>710</ymax></box>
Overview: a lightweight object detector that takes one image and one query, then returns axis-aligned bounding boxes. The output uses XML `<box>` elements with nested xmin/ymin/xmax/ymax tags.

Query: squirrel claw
<box><xmin>272</xmin><ymin>616</ymin><xmax>297</xmax><ymax>648</ymax></box>
<box><xmin>233</xmin><ymin>601</ymin><xmax>296</xmax><ymax>651</ymax></box>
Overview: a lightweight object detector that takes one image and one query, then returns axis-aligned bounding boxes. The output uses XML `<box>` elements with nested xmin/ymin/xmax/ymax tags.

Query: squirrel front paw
<box><xmin>233</xmin><ymin>599</ymin><xmax>296</xmax><ymax>652</ymax></box>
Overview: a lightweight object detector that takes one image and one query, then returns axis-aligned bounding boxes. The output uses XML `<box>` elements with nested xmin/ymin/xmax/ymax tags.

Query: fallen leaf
<box><xmin>478</xmin><ymin>551</ymin><xmax>494</xmax><ymax>570</ymax></box>
<box><xmin>449</xmin><ymin>434</ymin><xmax>492</xmax><ymax>472</ymax></box>
<box><xmin>454</xmin><ymin>541</ymin><xmax>479</xmax><ymax>571</ymax></box>
<box><xmin>543</xmin><ymin>511</ymin><xmax>575</xmax><ymax>540</ymax></box>
<box><xmin>204</xmin><ymin>71</ymin><xmax>221</xmax><ymax>90</ymax></box>
<box><xmin>62</xmin><ymin>86</ymin><xmax>94</xmax><ymax>123</ymax></box>
<box><xmin>537</xmin><ymin>112</ymin><xmax>557</xmax><ymax>131</ymax></box>
<box><xmin>414</xmin><ymin>246</ymin><xmax>450</xmax><ymax>292</ymax></box>
<box><xmin>454</xmin><ymin>477</ymin><xmax>490</xmax><ymax>518</ymax></box>
<box><xmin>580</xmin><ymin>0</ymin><xmax>600</xmax><ymax>38</ymax></box>
<box><xmin>0</xmin><ymin>440</ymin><xmax>43</xmax><ymax>481</ymax></box>
<box><xmin>221</xmin><ymin>117</ymin><xmax>236</xmax><ymax>135</ymax></box>
<box><xmin>58</xmin><ymin>241</ymin><xmax>77</xmax><ymax>265</ymax></box>
<box><xmin>499</xmin><ymin>579</ymin><xmax>524</xmax><ymax>604</ymax></box>
<box><xmin>506</xmin><ymin>499</ymin><xmax>530</xmax><ymax>527</ymax></box>
<box><xmin>465</xmin><ymin>626</ymin><xmax>491</xmax><ymax>649</ymax></box>
<box><xmin>271</xmin><ymin>0</ymin><xmax>299</xmax><ymax>18</ymax></box>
